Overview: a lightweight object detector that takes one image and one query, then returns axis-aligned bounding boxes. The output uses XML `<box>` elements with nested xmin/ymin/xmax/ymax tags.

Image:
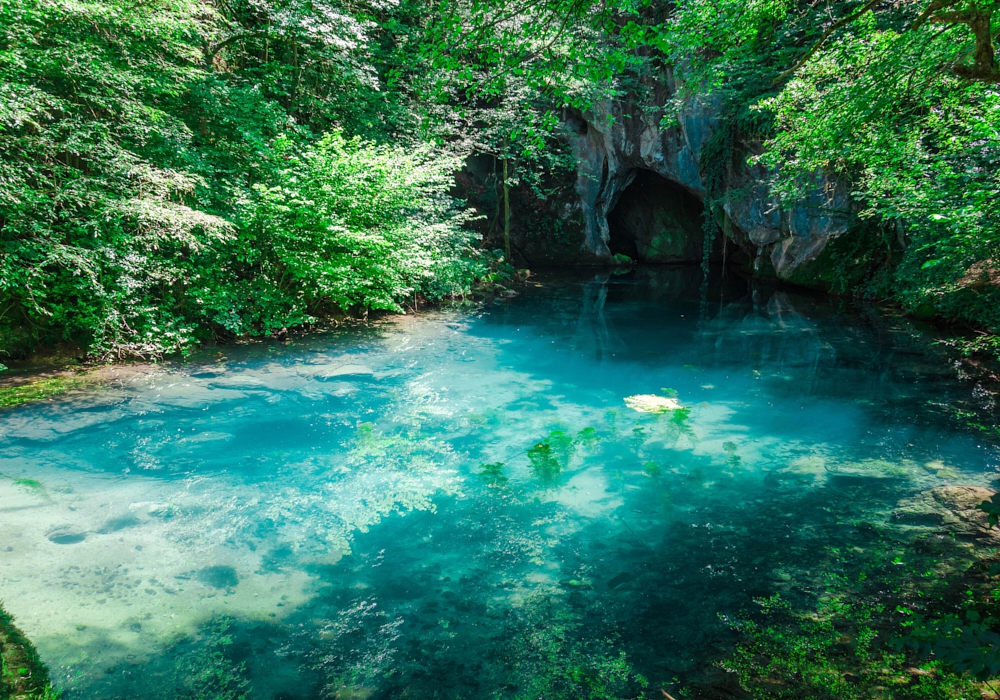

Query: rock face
<box><xmin>567</xmin><ymin>70</ymin><xmax>854</xmax><ymax>283</ymax></box>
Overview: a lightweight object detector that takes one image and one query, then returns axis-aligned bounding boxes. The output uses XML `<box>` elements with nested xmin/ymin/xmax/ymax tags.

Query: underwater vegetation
<box><xmin>0</xmin><ymin>476</ymin><xmax>50</xmax><ymax>500</ymax></box>
<box><xmin>478</xmin><ymin>462</ymin><xmax>509</xmax><ymax>489</ymax></box>
<box><xmin>719</xmin><ymin>483</ymin><xmax>1000</xmax><ymax>699</ymax></box>
<box><xmin>0</xmin><ymin>374</ymin><xmax>94</xmax><ymax>410</ymax></box>
<box><xmin>178</xmin><ymin>617</ymin><xmax>251</xmax><ymax>700</ymax></box>
<box><xmin>527</xmin><ymin>430</ymin><xmax>575</xmax><ymax>484</ymax></box>
<box><xmin>484</xmin><ymin>595</ymin><xmax>648</xmax><ymax>700</ymax></box>
<box><xmin>0</xmin><ymin>604</ymin><xmax>58</xmax><ymax>700</ymax></box>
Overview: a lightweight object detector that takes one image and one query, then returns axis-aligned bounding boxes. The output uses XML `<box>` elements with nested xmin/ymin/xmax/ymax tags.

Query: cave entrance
<box><xmin>607</xmin><ymin>169</ymin><xmax>706</xmax><ymax>263</ymax></box>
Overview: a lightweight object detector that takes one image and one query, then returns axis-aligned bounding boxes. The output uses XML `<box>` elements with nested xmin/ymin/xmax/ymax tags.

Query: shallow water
<box><xmin>2</xmin><ymin>268</ymin><xmax>999</xmax><ymax>699</ymax></box>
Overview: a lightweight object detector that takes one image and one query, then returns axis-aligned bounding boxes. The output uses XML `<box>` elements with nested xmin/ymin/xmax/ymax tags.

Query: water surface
<box><xmin>1</xmin><ymin>268</ymin><xmax>998</xmax><ymax>699</ymax></box>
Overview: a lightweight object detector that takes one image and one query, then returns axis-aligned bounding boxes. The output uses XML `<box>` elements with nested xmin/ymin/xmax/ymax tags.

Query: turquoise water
<box><xmin>1</xmin><ymin>268</ymin><xmax>998</xmax><ymax>699</ymax></box>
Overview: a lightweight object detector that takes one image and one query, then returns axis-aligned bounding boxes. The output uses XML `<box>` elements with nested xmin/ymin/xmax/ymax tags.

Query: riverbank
<box><xmin>1</xmin><ymin>604</ymin><xmax>57</xmax><ymax>700</ymax></box>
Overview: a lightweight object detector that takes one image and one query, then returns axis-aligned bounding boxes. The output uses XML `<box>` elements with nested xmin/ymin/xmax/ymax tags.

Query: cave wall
<box><xmin>606</xmin><ymin>169</ymin><xmax>706</xmax><ymax>263</ymax></box>
<box><xmin>569</xmin><ymin>68</ymin><xmax>855</xmax><ymax>283</ymax></box>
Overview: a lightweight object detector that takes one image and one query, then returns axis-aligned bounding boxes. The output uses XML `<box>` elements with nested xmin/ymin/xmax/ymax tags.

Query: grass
<box><xmin>0</xmin><ymin>603</ymin><xmax>59</xmax><ymax>699</ymax></box>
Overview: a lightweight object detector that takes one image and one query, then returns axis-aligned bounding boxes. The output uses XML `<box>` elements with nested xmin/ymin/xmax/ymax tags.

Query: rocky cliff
<box><xmin>566</xmin><ymin>70</ymin><xmax>856</xmax><ymax>285</ymax></box>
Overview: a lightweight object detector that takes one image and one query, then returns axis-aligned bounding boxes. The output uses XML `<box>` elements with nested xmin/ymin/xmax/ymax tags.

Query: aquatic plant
<box><xmin>0</xmin><ymin>604</ymin><xmax>59</xmax><ymax>700</ymax></box>
<box><xmin>669</xmin><ymin>408</ymin><xmax>690</xmax><ymax>425</ymax></box>
<box><xmin>720</xmin><ymin>594</ymin><xmax>970</xmax><ymax>699</ymax></box>
<box><xmin>0</xmin><ymin>375</ymin><xmax>92</xmax><ymax>410</ymax></box>
<box><xmin>479</xmin><ymin>462</ymin><xmax>509</xmax><ymax>489</ymax></box>
<box><xmin>527</xmin><ymin>430</ymin><xmax>575</xmax><ymax>484</ymax></box>
<box><xmin>488</xmin><ymin>596</ymin><xmax>648</xmax><ymax>700</ymax></box>
<box><xmin>629</xmin><ymin>426</ymin><xmax>646</xmax><ymax>452</ymax></box>
<box><xmin>286</xmin><ymin>598</ymin><xmax>402</xmax><ymax>697</ymax></box>
<box><xmin>722</xmin><ymin>442</ymin><xmax>741</xmax><ymax>468</ymax></box>
<box><xmin>527</xmin><ymin>442</ymin><xmax>561</xmax><ymax>483</ymax></box>
<box><xmin>179</xmin><ymin>616</ymin><xmax>251</xmax><ymax>700</ymax></box>
<box><xmin>575</xmin><ymin>427</ymin><xmax>601</xmax><ymax>448</ymax></box>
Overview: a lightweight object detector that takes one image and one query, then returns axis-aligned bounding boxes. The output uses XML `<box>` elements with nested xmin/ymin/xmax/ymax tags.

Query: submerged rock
<box><xmin>826</xmin><ymin>458</ymin><xmax>917</xmax><ymax>479</ymax></box>
<box><xmin>624</xmin><ymin>394</ymin><xmax>683</xmax><ymax>414</ymax></box>
<box><xmin>196</xmin><ymin>565</ymin><xmax>240</xmax><ymax>589</ymax></box>
<box><xmin>894</xmin><ymin>486</ymin><xmax>999</xmax><ymax>539</ymax></box>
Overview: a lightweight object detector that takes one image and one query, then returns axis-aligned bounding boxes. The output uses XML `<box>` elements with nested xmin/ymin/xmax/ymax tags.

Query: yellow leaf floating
<box><xmin>624</xmin><ymin>394</ymin><xmax>683</xmax><ymax>414</ymax></box>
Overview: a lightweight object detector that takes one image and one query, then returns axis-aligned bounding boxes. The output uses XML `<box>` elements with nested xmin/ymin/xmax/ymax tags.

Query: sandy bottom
<box><xmin>0</xmin><ymin>468</ymin><xmax>315</xmax><ymax>683</ymax></box>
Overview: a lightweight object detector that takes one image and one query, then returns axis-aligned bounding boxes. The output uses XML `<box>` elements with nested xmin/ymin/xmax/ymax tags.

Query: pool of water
<box><xmin>1</xmin><ymin>268</ymin><xmax>999</xmax><ymax>699</ymax></box>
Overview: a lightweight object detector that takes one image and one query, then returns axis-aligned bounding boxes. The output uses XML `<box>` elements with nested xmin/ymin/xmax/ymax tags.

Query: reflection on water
<box><xmin>1</xmin><ymin>268</ymin><xmax>998</xmax><ymax>698</ymax></box>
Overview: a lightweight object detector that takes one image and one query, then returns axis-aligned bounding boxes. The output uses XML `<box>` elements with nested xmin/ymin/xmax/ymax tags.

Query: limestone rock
<box><xmin>893</xmin><ymin>485</ymin><xmax>998</xmax><ymax>539</ymax></box>
<box><xmin>566</xmin><ymin>70</ymin><xmax>854</xmax><ymax>285</ymax></box>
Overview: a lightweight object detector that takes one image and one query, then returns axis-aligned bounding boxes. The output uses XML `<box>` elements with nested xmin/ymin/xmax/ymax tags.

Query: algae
<box><xmin>1</xmin><ymin>477</ymin><xmax>50</xmax><ymax>500</ymax></box>
<box><xmin>642</xmin><ymin>461</ymin><xmax>662</xmax><ymax>478</ymax></box>
<box><xmin>0</xmin><ymin>374</ymin><xmax>94</xmax><ymax>410</ymax></box>
<box><xmin>177</xmin><ymin>616</ymin><xmax>251</xmax><ymax>700</ymax></box>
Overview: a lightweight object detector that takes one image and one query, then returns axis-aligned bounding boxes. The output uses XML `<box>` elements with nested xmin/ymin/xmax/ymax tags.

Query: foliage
<box><xmin>598</xmin><ymin>0</ymin><xmax>996</xmax><ymax>342</ymax></box>
<box><xmin>978</xmin><ymin>493</ymin><xmax>1000</xmax><ymax>527</ymax></box>
<box><xmin>898</xmin><ymin>610</ymin><xmax>1000</xmax><ymax>681</ymax></box>
<box><xmin>759</xmin><ymin>13</ymin><xmax>1000</xmax><ymax>328</ymax></box>
<box><xmin>0</xmin><ymin>0</ymin><xmax>504</xmax><ymax>362</ymax></box>
<box><xmin>0</xmin><ymin>603</ymin><xmax>59</xmax><ymax>699</ymax></box>
<box><xmin>235</xmin><ymin>132</ymin><xmax>483</xmax><ymax>321</ymax></box>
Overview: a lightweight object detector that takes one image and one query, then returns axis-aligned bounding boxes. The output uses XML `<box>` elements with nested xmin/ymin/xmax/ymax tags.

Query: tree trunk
<box><xmin>502</xmin><ymin>156</ymin><xmax>511</xmax><ymax>263</ymax></box>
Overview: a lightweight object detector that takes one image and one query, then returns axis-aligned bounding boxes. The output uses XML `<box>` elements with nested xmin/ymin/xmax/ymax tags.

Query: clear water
<box><xmin>2</xmin><ymin>268</ymin><xmax>999</xmax><ymax>699</ymax></box>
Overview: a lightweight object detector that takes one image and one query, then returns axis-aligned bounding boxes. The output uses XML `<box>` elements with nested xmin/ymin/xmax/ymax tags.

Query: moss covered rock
<box><xmin>0</xmin><ymin>604</ymin><xmax>57</xmax><ymax>699</ymax></box>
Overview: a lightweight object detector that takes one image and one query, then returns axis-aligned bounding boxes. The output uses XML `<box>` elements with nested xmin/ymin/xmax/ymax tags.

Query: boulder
<box><xmin>893</xmin><ymin>486</ymin><xmax>999</xmax><ymax>539</ymax></box>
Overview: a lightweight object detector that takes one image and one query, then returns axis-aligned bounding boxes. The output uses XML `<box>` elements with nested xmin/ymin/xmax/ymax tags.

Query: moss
<box><xmin>0</xmin><ymin>604</ymin><xmax>59</xmax><ymax>699</ymax></box>
<box><xmin>0</xmin><ymin>374</ymin><xmax>94</xmax><ymax>410</ymax></box>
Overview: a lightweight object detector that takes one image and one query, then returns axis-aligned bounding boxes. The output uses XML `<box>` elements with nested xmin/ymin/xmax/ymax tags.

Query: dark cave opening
<box><xmin>607</xmin><ymin>169</ymin><xmax>707</xmax><ymax>263</ymax></box>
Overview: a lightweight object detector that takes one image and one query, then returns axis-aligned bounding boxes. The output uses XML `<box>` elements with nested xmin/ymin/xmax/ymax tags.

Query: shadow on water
<box><xmin>5</xmin><ymin>266</ymin><xmax>1000</xmax><ymax>699</ymax></box>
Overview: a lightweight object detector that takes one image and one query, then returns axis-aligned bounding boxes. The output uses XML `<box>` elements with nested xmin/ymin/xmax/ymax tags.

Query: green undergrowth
<box><xmin>0</xmin><ymin>604</ymin><xmax>59</xmax><ymax>700</ymax></box>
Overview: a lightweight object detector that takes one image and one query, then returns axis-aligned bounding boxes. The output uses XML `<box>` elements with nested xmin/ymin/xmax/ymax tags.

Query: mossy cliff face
<box><xmin>457</xmin><ymin>152</ymin><xmax>602</xmax><ymax>267</ymax></box>
<box><xmin>1</xmin><ymin>605</ymin><xmax>57</xmax><ymax>699</ymax></box>
<box><xmin>568</xmin><ymin>70</ymin><xmax>853</xmax><ymax>284</ymax></box>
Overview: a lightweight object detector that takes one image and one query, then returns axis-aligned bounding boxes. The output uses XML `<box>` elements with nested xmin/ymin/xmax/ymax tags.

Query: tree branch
<box><xmin>204</xmin><ymin>31</ymin><xmax>284</xmax><ymax>65</ymax></box>
<box><xmin>773</xmin><ymin>0</ymin><xmax>884</xmax><ymax>85</ymax></box>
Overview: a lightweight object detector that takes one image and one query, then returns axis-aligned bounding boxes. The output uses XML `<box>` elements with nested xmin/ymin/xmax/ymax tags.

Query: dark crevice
<box><xmin>607</xmin><ymin>169</ymin><xmax>706</xmax><ymax>263</ymax></box>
